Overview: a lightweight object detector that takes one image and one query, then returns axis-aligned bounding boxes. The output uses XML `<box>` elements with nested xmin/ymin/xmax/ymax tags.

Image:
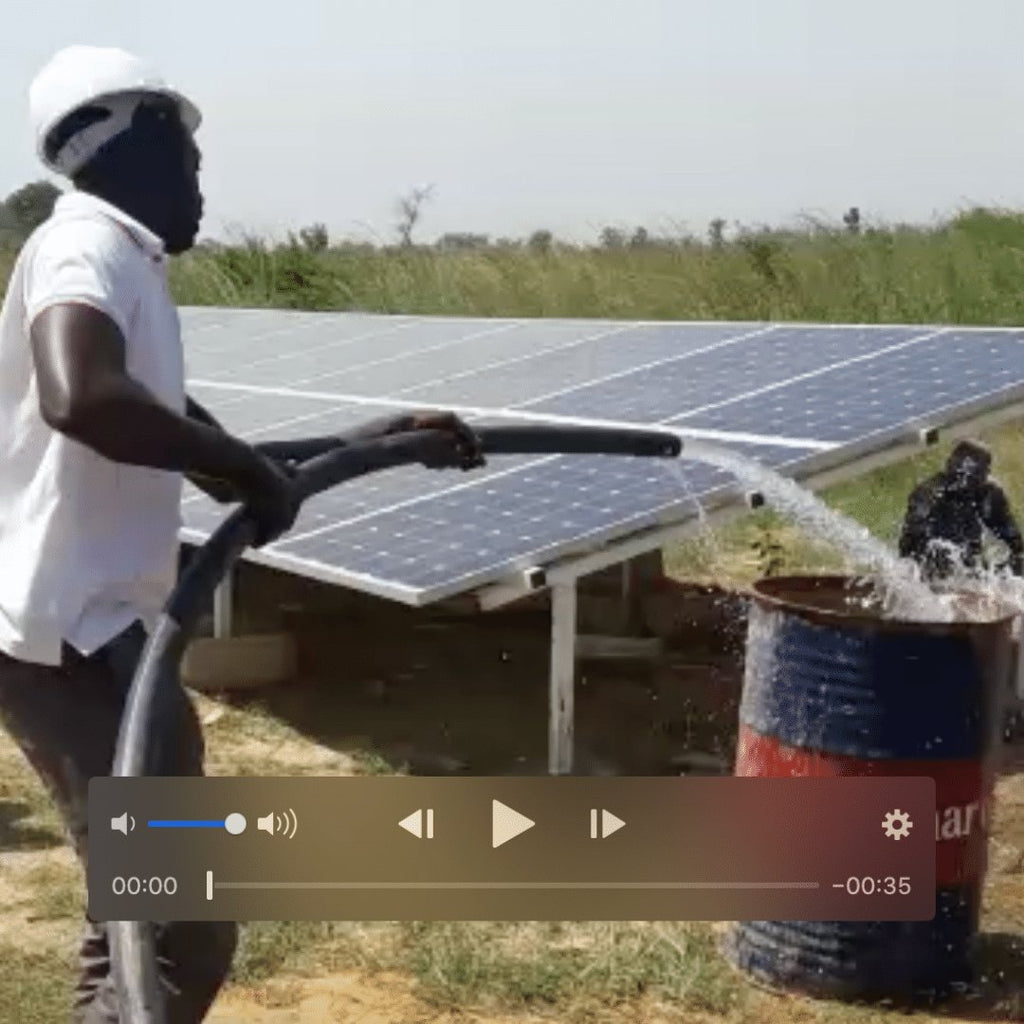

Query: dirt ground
<box><xmin>205</xmin><ymin>972</ymin><xmax>744</xmax><ymax>1024</ymax></box>
<box><xmin>1</xmin><ymin>570</ymin><xmax>1022</xmax><ymax>1022</ymax></box>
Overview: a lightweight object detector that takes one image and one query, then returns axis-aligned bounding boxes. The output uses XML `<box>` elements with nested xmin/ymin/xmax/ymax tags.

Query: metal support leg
<box><xmin>621</xmin><ymin>552</ymin><xmax>658</xmax><ymax>632</ymax></box>
<box><xmin>549</xmin><ymin>580</ymin><xmax>577</xmax><ymax>775</ymax></box>
<box><xmin>213</xmin><ymin>569</ymin><xmax>234</xmax><ymax>639</ymax></box>
<box><xmin>1004</xmin><ymin>615</ymin><xmax>1024</xmax><ymax>745</ymax></box>
<box><xmin>620</xmin><ymin>561</ymin><xmax>632</xmax><ymax>625</ymax></box>
<box><xmin>1013</xmin><ymin>616</ymin><xmax>1024</xmax><ymax>742</ymax></box>
<box><xmin>1016</xmin><ymin>616</ymin><xmax>1024</xmax><ymax>703</ymax></box>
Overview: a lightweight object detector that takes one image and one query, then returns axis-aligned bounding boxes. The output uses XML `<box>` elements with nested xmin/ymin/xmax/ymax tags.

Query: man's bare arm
<box><xmin>30</xmin><ymin>303</ymin><xmax>296</xmax><ymax>542</ymax></box>
<box><xmin>32</xmin><ymin>304</ymin><xmax>266</xmax><ymax>482</ymax></box>
<box><xmin>183</xmin><ymin>394</ymin><xmax>242</xmax><ymax>502</ymax></box>
<box><xmin>185</xmin><ymin>394</ymin><xmax>223</xmax><ymax>431</ymax></box>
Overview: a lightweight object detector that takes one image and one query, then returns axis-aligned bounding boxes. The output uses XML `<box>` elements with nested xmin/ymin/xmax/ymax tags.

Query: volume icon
<box><xmin>110</xmin><ymin>813</ymin><xmax>136</xmax><ymax>835</ymax></box>
<box><xmin>256</xmin><ymin>809</ymin><xmax>298</xmax><ymax>838</ymax></box>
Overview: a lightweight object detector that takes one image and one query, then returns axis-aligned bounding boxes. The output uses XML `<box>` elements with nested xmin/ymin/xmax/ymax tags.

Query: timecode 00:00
<box><xmin>111</xmin><ymin>876</ymin><xmax>179</xmax><ymax>896</ymax></box>
<box><xmin>843</xmin><ymin>876</ymin><xmax>911</xmax><ymax>895</ymax></box>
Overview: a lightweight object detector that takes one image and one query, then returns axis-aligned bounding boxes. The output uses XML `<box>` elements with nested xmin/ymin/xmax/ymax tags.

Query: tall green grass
<box><xmin>4</xmin><ymin>207</ymin><xmax>1024</xmax><ymax>324</ymax></box>
<box><xmin>161</xmin><ymin>208</ymin><xmax>1024</xmax><ymax>323</ymax></box>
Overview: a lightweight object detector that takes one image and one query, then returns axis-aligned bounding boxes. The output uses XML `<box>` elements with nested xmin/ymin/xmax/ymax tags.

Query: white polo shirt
<box><xmin>0</xmin><ymin>190</ymin><xmax>185</xmax><ymax>666</ymax></box>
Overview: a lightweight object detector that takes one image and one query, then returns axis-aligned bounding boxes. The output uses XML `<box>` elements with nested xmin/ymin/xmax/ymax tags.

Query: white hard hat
<box><xmin>29</xmin><ymin>45</ymin><xmax>201</xmax><ymax>175</ymax></box>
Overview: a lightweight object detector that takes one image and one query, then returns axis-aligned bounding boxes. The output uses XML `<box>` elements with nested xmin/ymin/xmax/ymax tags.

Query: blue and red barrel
<box><xmin>723</xmin><ymin>575</ymin><xmax>1015</xmax><ymax>1003</ymax></box>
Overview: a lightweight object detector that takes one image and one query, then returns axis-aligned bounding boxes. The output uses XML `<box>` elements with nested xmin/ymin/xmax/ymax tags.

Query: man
<box><xmin>898</xmin><ymin>439</ymin><xmax>1023</xmax><ymax>582</ymax></box>
<box><xmin>0</xmin><ymin>46</ymin><xmax>481</xmax><ymax>1023</ymax></box>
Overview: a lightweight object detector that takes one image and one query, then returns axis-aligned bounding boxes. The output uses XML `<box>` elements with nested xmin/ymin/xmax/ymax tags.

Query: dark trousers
<box><xmin>0</xmin><ymin>622</ymin><xmax>237</xmax><ymax>1023</ymax></box>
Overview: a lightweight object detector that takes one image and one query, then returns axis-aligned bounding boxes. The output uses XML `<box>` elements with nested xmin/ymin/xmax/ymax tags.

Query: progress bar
<box><xmin>205</xmin><ymin>877</ymin><xmax>819</xmax><ymax>896</ymax></box>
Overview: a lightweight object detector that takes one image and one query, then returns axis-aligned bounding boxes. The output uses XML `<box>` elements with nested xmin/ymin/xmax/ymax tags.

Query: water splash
<box><xmin>919</xmin><ymin>540</ymin><xmax>1024</xmax><ymax>621</ymax></box>
<box><xmin>674</xmin><ymin>458</ymin><xmax>725</xmax><ymax>570</ymax></box>
<box><xmin>668</xmin><ymin>438</ymin><xmax>1022</xmax><ymax>624</ymax></box>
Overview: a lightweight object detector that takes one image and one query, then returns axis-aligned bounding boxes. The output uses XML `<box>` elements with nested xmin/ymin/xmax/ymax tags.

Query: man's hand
<box><xmin>234</xmin><ymin>454</ymin><xmax>300</xmax><ymax>547</ymax></box>
<box><xmin>188</xmin><ymin>455</ymin><xmax>299</xmax><ymax>545</ymax></box>
<box><xmin>384</xmin><ymin>411</ymin><xmax>485</xmax><ymax>470</ymax></box>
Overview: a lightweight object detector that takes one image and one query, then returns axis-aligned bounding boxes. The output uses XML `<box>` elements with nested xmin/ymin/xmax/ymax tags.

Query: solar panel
<box><xmin>676</xmin><ymin>330</ymin><xmax>1024</xmax><ymax>443</ymax></box>
<box><xmin>178</xmin><ymin>309</ymin><xmax>1024</xmax><ymax>604</ymax></box>
<box><xmin>389</xmin><ymin>323</ymin><xmax>770</xmax><ymax>409</ymax></box>
<box><xmin>181</xmin><ymin>406</ymin><xmax>554</xmax><ymax>546</ymax></box>
<box><xmin>526</xmin><ymin>326</ymin><xmax>931</xmax><ymax>421</ymax></box>
<box><xmin>264</xmin><ymin>440</ymin><xmax>814</xmax><ymax>602</ymax></box>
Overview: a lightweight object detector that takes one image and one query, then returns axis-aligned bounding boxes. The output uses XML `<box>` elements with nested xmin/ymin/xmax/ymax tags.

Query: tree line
<box><xmin>0</xmin><ymin>181</ymin><xmax>61</xmax><ymax>246</ymax></box>
<box><xmin>0</xmin><ymin>177</ymin><xmax>869</xmax><ymax>255</ymax></box>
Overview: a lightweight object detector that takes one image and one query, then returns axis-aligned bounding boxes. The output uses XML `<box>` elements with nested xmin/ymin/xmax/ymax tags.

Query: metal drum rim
<box><xmin>749</xmin><ymin>574</ymin><xmax>1018</xmax><ymax>636</ymax></box>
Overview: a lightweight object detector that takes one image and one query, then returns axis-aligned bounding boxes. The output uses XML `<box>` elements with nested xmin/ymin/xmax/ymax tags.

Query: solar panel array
<box><xmin>178</xmin><ymin>308</ymin><xmax>1024</xmax><ymax>603</ymax></box>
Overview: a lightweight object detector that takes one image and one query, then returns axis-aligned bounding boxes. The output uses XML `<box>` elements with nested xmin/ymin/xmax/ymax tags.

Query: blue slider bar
<box><xmin>148</xmin><ymin>820</ymin><xmax>226</xmax><ymax>828</ymax></box>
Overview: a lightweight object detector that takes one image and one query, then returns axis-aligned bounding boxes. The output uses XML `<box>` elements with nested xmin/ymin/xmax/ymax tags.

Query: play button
<box><xmin>492</xmin><ymin>799</ymin><xmax>535</xmax><ymax>848</ymax></box>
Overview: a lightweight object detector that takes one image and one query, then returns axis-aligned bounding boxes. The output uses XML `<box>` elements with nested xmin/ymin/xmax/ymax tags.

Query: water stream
<box><xmin>674</xmin><ymin>457</ymin><xmax>726</xmax><ymax>571</ymax></box>
<box><xmin>669</xmin><ymin>437</ymin><xmax>1024</xmax><ymax>624</ymax></box>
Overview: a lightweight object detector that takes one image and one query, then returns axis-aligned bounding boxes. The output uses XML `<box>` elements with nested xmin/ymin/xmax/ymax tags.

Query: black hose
<box><xmin>476</xmin><ymin>425</ymin><xmax>679</xmax><ymax>458</ymax></box>
<box><xmin>109</xmin><ymin>423</ymin><xmax>681</xmax><ymax>1021</ymax></box>
<box><xmin>256</xmin><ymin>424</ymin><xmax>681</xmax><ymax>467</ymax></box>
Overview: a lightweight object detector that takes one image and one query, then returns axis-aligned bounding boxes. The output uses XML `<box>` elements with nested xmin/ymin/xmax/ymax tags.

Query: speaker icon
<box><xmin>256</xmin><ymin>809</ymin><xmax>298</xmax><ymax>838</ymax></box>
<box><xmin>110</xmin><ymin>813</ymin><xmax>136</xmax><ymax>836</ymax></box>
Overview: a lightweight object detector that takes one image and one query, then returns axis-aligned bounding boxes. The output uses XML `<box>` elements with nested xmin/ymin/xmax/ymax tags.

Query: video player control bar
<box><xmin>88</xmin><ymin>777</ymin><xmax>935</xmax><ymax>922</ymax></box>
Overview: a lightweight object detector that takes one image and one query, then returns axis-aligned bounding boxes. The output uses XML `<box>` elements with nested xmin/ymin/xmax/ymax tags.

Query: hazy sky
<box><xmin>4</xmin><ymin>1</ymin><xmax>1024</xmax><ymax>244</ymax></box>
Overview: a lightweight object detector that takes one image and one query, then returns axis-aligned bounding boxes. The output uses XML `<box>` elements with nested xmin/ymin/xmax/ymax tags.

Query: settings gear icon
<box><xmin>882</xmin><ymin>809</ymin><xmax>913</xmax><ymax>841</ymax></box>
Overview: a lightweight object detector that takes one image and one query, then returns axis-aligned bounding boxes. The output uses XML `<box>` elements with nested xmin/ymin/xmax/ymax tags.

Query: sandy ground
<box><xmin>206</xmin><ymin>972</ymin><xmax>739</xmax><ymax>1024</ymax></box>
